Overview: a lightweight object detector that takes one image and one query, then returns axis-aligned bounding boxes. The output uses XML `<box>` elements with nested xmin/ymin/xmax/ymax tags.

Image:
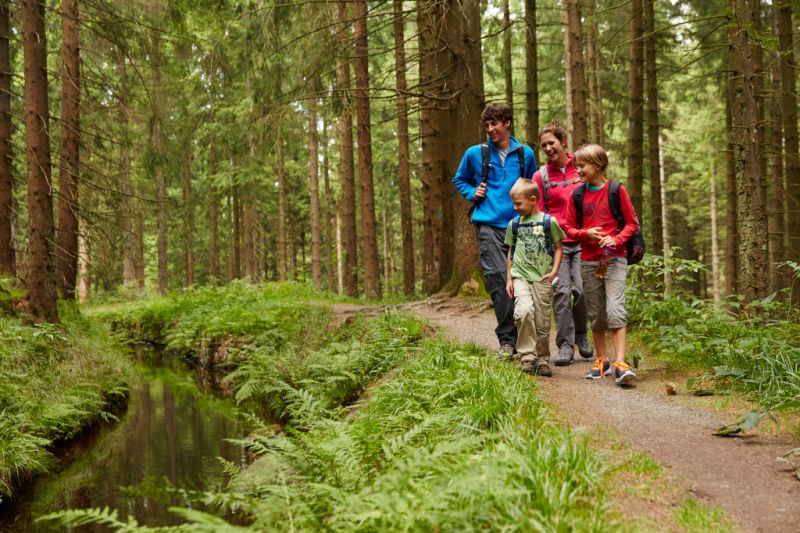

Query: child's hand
<box><xmin>506</xmin><ymin>280</ymin><xmax>514</xmax><ymax>298</ymax></box>
<box><xmin>542</xmin><ymin>272</ymin><xmax>557</xmax><ymax>284</ymax></box>
<box><xmin>598</xmin><ymin>235</ymin><xmax>616</xmax><ymax>248</ymax></box>
<box><xmin>586</xmin><ymin>227</ymin><xmax>604</xmax><ymax>241</ymax></box>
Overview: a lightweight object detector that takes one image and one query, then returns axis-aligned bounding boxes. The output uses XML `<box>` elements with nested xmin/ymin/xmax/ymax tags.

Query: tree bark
<box><xmin>22</xmin><ymin>0</ymin><xmax>58</xmax><ymax>322</ymax></box>
<box><xmin>768</xmin><ymin>9</ymin><xmax>786</xmax><ymax>294</ymax></box>
<box><xmin>627</xmin><ymin>0</ymin><xmax>644</xmax><ymax>218</ymax></box>
<box><xmin>585</xmin><ymin>0</ymin><xmax>604</xmax><ymax>146</ymax></box>
<box><xmin>150</xmin><ymin>26</ymin><xmax>168</xmax><ymax>295</ymax></box>
<box><xmin>277</xmin><ymin>122</ymin><xmax>288</xmax><ymax>281</ymax></box>
<box><xmin>56</xmin><ymin>0</ymin><xmax>80</xmax><ymax>300</ymax></box>
<box><xmin>729</xmin><ymin>0</ymin><xmax>769</xmax><ymax>300</ymax></box>
<box><xmin>502</xmin><ymin>0</ymin><xmax>513</xmax><ymax>127</ymax></box>
<box><xmin>644</xmin><ymin>0</ymin><xmax>662</xmax><ymax>253</ymax></box>
<box><xmin>117</xmin><ymin>55</ymin><xmax>135</xmax><ymax>288</ymax></box>
<box><xmin>777</xmin><ymin>0</ymin><xmax>799</xmax><ymax>299</ymax></box>
<box><xmin>0</xmin><ymin>4</ymin><xmax>15</xmax><ymax>276</ymax></box>
<box><xmin>393</xmin><ymin>0</ymin><xmax>415</xmax><ymax>296</ymax></box>
<box><xmin>77</xmin><ymin>220</ymin><xmax>89</xmax><ymax>303</ymax></box>
<box><xmin>725</xmin><ymin>71</ymin><xmax>737</xmax><ymax>296</ymax></box>
<box><xmin>232</xmin><ymin>182</ymin><xmax>241</xmax><ymax>279</ymax></box>
<box><xmin>182</xmin><ymin>150</ymin><xmax>194</xmax><ymax>286</ymax></box>
<box><xmin>308</xmin><ymin>91</ymin><xmax>322</xmax><ymax>288</ymax></box>
<box><xmin>335</xmin><ymin>1</ymin><xmax>358</xmax><ymax>296</ymax></box>
<box><xmin>565</xmin><ymin>0</ymin><xmax>588</xmax><ymax>147</ymax></box>
<box><xmin>208</xmin><ymin>55</ymin><xmax>220</xmax><ymax>281</ymax></box>
<box><xmin>524</xmin><ymin>0</ymin><xmax>538</xmax><ymax>153</ymax></box>
<box><xmin>711</xmin><ymin>160</ymin><xmax>721</xmax><ymax>303</ymax></box>
<box><xmin>322</xmin><ymin>118</ymin><xmax>336</xmax><ymax>292</ymax></box>
<box><xmin>659</xmin><ymin>135</ymin><xmax>671</xmax><ymax>293</ymax></box>
<box><xmin>353</xmin><ymin>0</ymin><xmax>381</xmax><ymax>299</ymax></box>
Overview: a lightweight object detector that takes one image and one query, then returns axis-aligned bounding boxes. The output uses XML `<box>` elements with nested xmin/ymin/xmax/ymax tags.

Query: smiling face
<box><xmin>539</xmin><ymin>132</ymin><xmax>567</xmax><ymax>165</ymax></box>
<box><xmin>484</xmin><ymin>119</ymin><xmax>511</xmax><ymax>148</ymax></box>
<box><xmin>575</xmin><ymin>159</ymin><xmax>602</xmax><ymax>184</ymax></box>
<box><xmin>511</xmin><ymin>191</ymin><xmax>538</xmax><ymax>216</ymax></box>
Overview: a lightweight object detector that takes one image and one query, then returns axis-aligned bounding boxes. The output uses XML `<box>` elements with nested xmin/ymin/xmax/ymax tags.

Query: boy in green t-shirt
<box><xmin>504</xmin><ymin>179</ymin><xmax>565</xmax><ymax>376</ymax></box>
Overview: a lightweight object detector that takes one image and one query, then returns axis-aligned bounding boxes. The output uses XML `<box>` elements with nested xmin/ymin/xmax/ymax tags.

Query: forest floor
<box><xmin>333</xmin><ymin>298</ymin><xmax>800</xmax><ymax>533</ymax></box>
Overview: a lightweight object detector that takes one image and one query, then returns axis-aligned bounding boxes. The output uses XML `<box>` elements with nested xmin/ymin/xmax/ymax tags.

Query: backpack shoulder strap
<box><xmin>540</xmin><ymin>165</ymin><xmax>550</xmax><ymax>212</ymax></box>
<box><xmin>607</xmin><ymin>179</ymin><xmax>625</xmax><ymax>232</ymax></box>
<box><xmin>572</xmin><ymin>183</ymin><xmax>587</xmax><ymax>229</ymax></box>
<box><xmin>517</xmin><ymin>146</ymin><xmax>525</xmax><ymax>179</ymax></box>
<box><xmin>543</xmin><ymin>213</ymin><xmax>552</xmax><ymax>252</ymax></box>
<box><xmin>510</xmin><ymin>215</ymin><xmax>521</xmax><ymax>256</ymax></box>
<box><xmin>480</xmin><ymin>143</ymin><xmax>490</xmax><ymax>183</ymax></box>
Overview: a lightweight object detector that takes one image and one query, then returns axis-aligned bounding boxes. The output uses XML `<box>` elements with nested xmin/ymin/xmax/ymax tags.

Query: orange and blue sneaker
<box><xmin>585</xmin><ymin>358</ymin><xmax>611</xmax><ymax>379</ymax></box>
<box><xmin>613</xmin><ymin>361</ymin><xmax>637</xmax><ymax>385</ymax></box>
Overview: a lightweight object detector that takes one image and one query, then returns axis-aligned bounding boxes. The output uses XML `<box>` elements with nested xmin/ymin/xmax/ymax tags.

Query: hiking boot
<box><xmin>585</xmin><ymin>358</ymin><xmax>611</xmax><ymax>379</ymax></box>
<box><xmin>535</xmin><ymin>361</ymin><xmax>553</xmax><ymax>377</ymax></box>
<box><xmin>614</xmin><ymin>361</ymin><xmax>637</xmax><ymax>385</ymax></box>
<box><xmin>554</xmin><ymin>344</ymin><xmax>574</xmax><ymax>366</ymax></box>
<box><xmin>576</xmin><ymin>336</ymin><xmax>594</xmax><ymax>359</ymax></box>
<box><xmin>520</xmin><ymin>359</ymin><xmax>536</xmax><ymax>374</ymax></box>
<box><xmin>498</xmin><ymin>343</ymin><xmax>516</xmax><ymax>360</ymax></box>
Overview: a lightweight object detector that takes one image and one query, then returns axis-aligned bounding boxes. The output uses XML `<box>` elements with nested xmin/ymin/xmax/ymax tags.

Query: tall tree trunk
<box><xmin>208</xmin><ymin>55</ymin><xmax>220</xmax><ymax>281</ymax></box>
<box><xmin>524</xmin><ymin>0</ymin><xmax>538</xmax><ymax>152</ymax></box>
<box><xmin>418</xmin><ymin>0</ymin><xmax>447</xmax><ymax>293</ymax></box>
<box><xmin>308</xmin><ymin>92</ymin><xmax>322</xmax><ymax>288</ymax></box>
<box><xmin>56</xmin><ymin>0</ymin><xmax>80</xmax><ymax>300</ymax></box>
<box><xmin>353</xmin><ymin>0</ymin><xmax>381</xmax><ymax>299</ymax></box>
<box><xmin>150</xmin><ymin>26</ymin><xmax>168</xmax><ymax>295</ymax></box>
<box><xmin>627</xmin><ymin>0</ymin><xmax>644</xmax><ymax>218</ymax></box>
<box><xmin>22</xmin><ymin>0</ymin><xmax>58</xmax><ymax>322</ymax></box>
<box><xmin>232</xmin><ymin>182</ymin><xmax>241</xmax><ymax>279</ymax></box>
<box><xmin>725</xmin><ymin>72</ymin><xmax>737</xmax><ymax>296</ymax></box>
<box><xmin>441</xmin><ymin>0</ymin><xmax>485</xmax><ymax>294</ymax></box>
<box><xmin>659</xmin><ymin>135</ymin><xmax>671</xmax><ymax>293</ymax></box>
<box><xmin>565</xmin><ymin>0</ymin><xmax>588</xmax><ymax>147</ymax></box>
<box><xmin>117</xmin><ymin>56</ymin><xmax>135</xmax><ymax>287</ymax></box>
<box><xmin>585</xmin><ymin>0</ymin><xmax>604</xmax><ymax>146</ymax></box>
<box><xmin>768</xmin><ymin>12</ymin><xmax>786</xmax><ymax>294</ymax></box>
<box><xmin>134</xmin><ymin>196</ymin><xmax>145</xmax><ymax>290</ymax></box>
<box><xmin>182</xmin><ymin>150</ymin><xmax>194</xmax><ymax>286</ymax></box>
<box><xmin>644</xmin><ymin>0</ymin><xmax>662</xmax><ymax>253</ymax></box>
<box><xmin>335</xmin><ymin>1</ymin><xmax>358</xmax><ymax>296</ymax></box>
<box><xmin>0</xmin><ymin>4</ymin><xmax>15</xmax><ymax>276</ymax></box>
<box><xmin>393</xmin><ymin>0</ymin><xmax>415</xmax><ymax>296</ymax></box>
<box><xmin>277</xmin><ymin>122</ymin><xmax>288</xmax><ymax>281</ymax></box>
<box><xmin>710</xmin><ymin>160</ymin><xmax>721</xmax><ymax>303</ymax></box>
<box><xmin>322</xmin><ymin>118</ymin><xmax>336</xmax><ymax>292</ymax></box>
<box><xmin>729</xmin><ymin>0</ymin><xmax>769</xmax><ymax>300</ymax></box>
<box><xmin>502</xmin><ymin>0</ymin><xmax>513</xmax><ymax>126</ymax></box>
<box><xmin>777</xmin><ymin>0</ymin><xmax>800</xmax><ymax>299</ymax></box>
<box><xmin>244</xmin><ymin>130</ymin><xmax>258</xmax><ymax>283</ymax></box>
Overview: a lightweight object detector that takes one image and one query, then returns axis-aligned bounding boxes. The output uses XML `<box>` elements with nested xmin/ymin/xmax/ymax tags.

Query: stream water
<box><xmin>0</xmin><ymin>350</ymin><xmax>251</xmax><ymax>531</ymax></box>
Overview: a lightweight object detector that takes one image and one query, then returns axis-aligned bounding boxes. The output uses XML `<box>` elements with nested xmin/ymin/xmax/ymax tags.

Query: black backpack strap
<box><xmin>540</xmin><ymin>165</ymin><xmax>551</xmax><ymax>213</ymax></box>
<box><xmin>607</xmin><ymin>179</ymin><xmax>625</xmax><ymax>233</ymax></box>
<box><xmin>510</xmin><ymin>215</ymin><xmax>521</xmax><ymax>257</ymax></box>
<box><xmin>517</xmin><ymin>146</ymin><xmax>525</xmax><ymax>179</ymax></box>
<box><xmin>480</xmin><ymin>143</ymin><xmax>490</xmax><ymax>185</ymax></box>
<box><xmin>543</xmin><ymin>214</ymin><xmax>554</xmax><ymax>256</ymax></box>
<box><xmin>572</xmin><ymin>183</ymin><xmax>587</xmax><ymax>229</ymax></box>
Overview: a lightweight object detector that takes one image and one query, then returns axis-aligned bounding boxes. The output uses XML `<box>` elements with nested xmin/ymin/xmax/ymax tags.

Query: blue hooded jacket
<box><xmin>452</xmin><ymin>136</ymin><xmax>537</xmax><ymax>229</ymax></box>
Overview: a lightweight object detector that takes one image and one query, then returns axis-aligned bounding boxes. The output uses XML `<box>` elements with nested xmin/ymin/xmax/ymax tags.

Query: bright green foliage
<box><xmin>229</xmin><ymin>342</ymin><xmax>614</xmax><ymax>531</ymax></box>
<box><xmin>628</xmin><ymin>258</ymin><xmax>800</xmax><ymax>412</ymax></box>
<box><xmin>0</xmin><ymin>308</ymin><xmax>131</xmax><ymax>501</ymax></box>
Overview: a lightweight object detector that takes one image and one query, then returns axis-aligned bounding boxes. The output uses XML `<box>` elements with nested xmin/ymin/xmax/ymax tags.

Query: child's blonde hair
<box><xmin>509</xmin><ymin>178</ymin><xmax>540</xmax><ymax>200</ymax></box>
<box><xmin>574</xmin><ymin>143</ymin><xmax>609</xmax><ymax>172</ymax></box>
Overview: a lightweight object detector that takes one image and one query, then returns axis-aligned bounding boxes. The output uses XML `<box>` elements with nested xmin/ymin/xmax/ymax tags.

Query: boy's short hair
<box><xmin>538</xmin><ymin>120</ymin><xmax>568</xmax><ymax>145</ymax></box>
<box><xmin>510</xmin><ymin>178</ymin><xmax>539</xmax><ymax>200</ymax></box>
<box><xmin>574</xmin><ymin>143</ymin><xmax>609</xmax><ymax>172</ymax></box>
<box><xmin>481</xmin><ymin>103</ymin><xmax>513</xmax><ymax>125</ymax></box>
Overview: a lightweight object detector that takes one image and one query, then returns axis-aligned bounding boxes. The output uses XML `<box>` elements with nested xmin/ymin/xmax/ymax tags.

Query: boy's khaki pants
<box><xmin>512</xmin><ymin>278</ymin><xmax>553</xmax><ymax>365</ymax></box>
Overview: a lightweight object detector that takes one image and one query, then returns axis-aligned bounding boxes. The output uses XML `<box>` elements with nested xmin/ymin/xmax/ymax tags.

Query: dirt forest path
<box><xmin>334</xmin><ymin>299</ymin><xmax>800</xmax><ymax>532</ymax></box>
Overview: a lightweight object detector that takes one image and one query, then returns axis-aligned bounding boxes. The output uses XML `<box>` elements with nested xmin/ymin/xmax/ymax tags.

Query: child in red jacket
<box><xmin>563</xmin><ymin>144</ymin><xmax>638</xmax><ymax>385</ymax></box>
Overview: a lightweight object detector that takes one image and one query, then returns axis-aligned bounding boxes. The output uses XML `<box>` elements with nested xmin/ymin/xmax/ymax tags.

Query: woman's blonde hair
<box><xmin>574</xmin><ymin>143</ymin><xmax>609</xmax><ymax>172</ymax></box>
<box><xmin>509</xmin><ymin>178</ymin><xmax>540</xmax><ymax>199</ymax></box>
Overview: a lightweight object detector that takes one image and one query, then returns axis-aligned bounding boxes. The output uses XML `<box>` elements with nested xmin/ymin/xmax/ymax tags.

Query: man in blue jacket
<box><xmin>452</xmin><ymin>104</ymin><xmax>537</xmax><ymax>357</ymax></box>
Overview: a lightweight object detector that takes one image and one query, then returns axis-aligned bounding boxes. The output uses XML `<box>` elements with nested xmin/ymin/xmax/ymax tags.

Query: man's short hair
<box><xmin>510</xmin><ymin>178</ymin><xmax>539</xmax><ymax>200</ymax></box>
<box><xmin>481</xmin><ymin>103</ymin><xmax>513</xmax><ymax>125</ymax></box>
<box><xmin>574</xmin><ymin>143</ymin><xmax>609</xmax><ymax>172</ymax></box>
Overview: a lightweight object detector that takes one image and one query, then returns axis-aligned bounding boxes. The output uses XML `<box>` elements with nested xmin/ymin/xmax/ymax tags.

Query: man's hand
<box><xmin>506</xmin><ymin>279</ymin><xmax>514</xmax><ymax>298</ymax></box>
<box><xmin>474</xmin><ymin>182</ymin><xmax>487</xmax><ymax>200</ymax></box>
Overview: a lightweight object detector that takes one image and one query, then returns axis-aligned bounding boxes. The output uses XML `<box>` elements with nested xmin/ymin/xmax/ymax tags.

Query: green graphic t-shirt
<box><xmin>504</xmin><ymin>213</ymin><xmax>566</xmax><ymax>282</ymax></box>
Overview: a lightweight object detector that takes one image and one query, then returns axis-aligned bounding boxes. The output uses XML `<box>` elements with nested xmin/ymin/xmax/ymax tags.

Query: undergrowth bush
<box><xmin>0</xmin><ymin>306</ymin><xmax>131</xmax><ymax>501</ymax></box>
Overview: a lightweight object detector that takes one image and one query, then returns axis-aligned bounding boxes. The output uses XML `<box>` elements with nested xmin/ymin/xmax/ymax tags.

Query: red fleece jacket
<box><xmin>532</xmin><ymin>153</ymin><xmax>581</xmax><ymax>245</ymax></box>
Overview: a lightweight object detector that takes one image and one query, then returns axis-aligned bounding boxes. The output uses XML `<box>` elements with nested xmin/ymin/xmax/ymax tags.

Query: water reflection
<box><xmin>0</xmin><ymin>352</ymin><xmax>250</xmax><ymax>531</ymax></box>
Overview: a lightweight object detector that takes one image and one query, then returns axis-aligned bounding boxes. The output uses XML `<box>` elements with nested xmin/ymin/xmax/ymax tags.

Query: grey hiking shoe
<box><xmin>577</xmin><ymin>336</ymin><xmax>594</xmax><ymax>359</ymax></box>
<box><xmin>554</xmin><ymin>344</ymin><xmax>574</xmax><ymax>366</ymax></box>
<box><xmin>614</xmin><ymin>361</ymin><xmax>637</xmax><ymax>385</ymax></box>
<box><xmin>498</xmin><ymin>343</ymin><xmax>516</xmax><ymax>360</ymax></box>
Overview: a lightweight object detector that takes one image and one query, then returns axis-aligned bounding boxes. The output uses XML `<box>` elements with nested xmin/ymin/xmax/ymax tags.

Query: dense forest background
<box><xmin>3</xmin><ymin>0</ymin><xmax>799</xmax><ymax>322</ymax></box>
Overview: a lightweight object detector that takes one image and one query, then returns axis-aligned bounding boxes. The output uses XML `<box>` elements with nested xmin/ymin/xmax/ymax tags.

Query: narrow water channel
<box><xmin>0</xmin><ymin>350</ymin><xmax>251</xmax><ymax>531</ymax></box>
